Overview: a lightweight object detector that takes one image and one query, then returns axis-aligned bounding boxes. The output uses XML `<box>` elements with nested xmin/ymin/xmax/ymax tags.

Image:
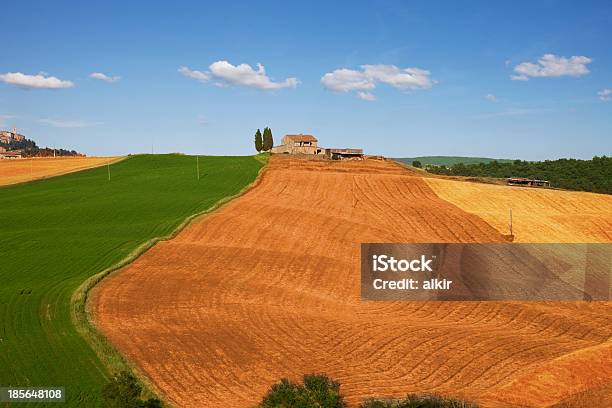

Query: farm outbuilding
<box><xmin>271</xmin><ymin>134</ymin><xmax>364</xmax><ymax>160</ymax></box>
<box><xmin>325</xmin><ymin>148</ymin><xmax>364</xmax><ymax>160</ymax></box>
<box><xmin>507</xmin><ymin>177</ymin><xmax>550</xmax><ymax>187</ymax></box>
<box><xmin>0</xmin><ymin>150</ymin><xmax>23</xmax><ymax>159</ymax></box>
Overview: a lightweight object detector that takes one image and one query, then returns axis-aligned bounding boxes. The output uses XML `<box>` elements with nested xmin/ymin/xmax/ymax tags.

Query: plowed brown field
<box><xmin>0</xmin><ymin>156</ymin><xmax>121</xmax><ymax>186</ymax></box>
<box><xmin>91</xmin><ymin>157</ymin><xmax>612</xmax><ymax>408</ymax></box>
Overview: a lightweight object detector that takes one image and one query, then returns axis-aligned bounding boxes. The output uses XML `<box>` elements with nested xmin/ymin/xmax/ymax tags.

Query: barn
<box><xmin>325</xmin><ymin>148</ymin><xmax>364</xmax><ymax>160</ymax></box>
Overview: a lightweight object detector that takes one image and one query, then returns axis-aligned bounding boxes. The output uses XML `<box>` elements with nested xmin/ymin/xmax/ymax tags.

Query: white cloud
<box><xmin>178</xmin><ymin>66</ymin><xmax>210</xmax><ymax>82</ymax></box>
<box><xmin>511</xmin><ymin>54</ymin><xmax>592</xmax><ymax>81</ymax></box>
<box><xmin>320</xmin><ymin>69</ymin><xmax>375</xmax><ymax>92</ymax></box>
<box><xmin>320</xmin><ymin>64</ymin><xmax>434</xmax><ymax>100</ymax></box>
<box><xmin>485</xmin><ymin>93</ymin><xmax>498</xmax><ymax>102</ymax></box>
<box><xmin>0</xmin><ymin>72</ymin><xmax>74</xmax><ymax>89</ymax></box>
<box><xmin>90</xmin><ymin>72</ymin><xmax>120</xmax><ymax>83</ymax></box>
<box><xmin>209</xmin><ymin>61</ymin><xmax>299</xmax><ymax>90</ymax></box>
<box><xmin>39</xmin><ymin>118</ymin><xmax>102</xmax><ymax>128</ymax></box>
<box><xmin>362</xmin><ymin>65</ymin><xmax>434</xmax><ymax>90</ymax></box>
<box><xmin>357</xmin><ymin>91</ymin><xmax>376</xmax><ymax>101</ymax></box>
<box><xmin>597</xmin><ymin>88</ymin><xmax>611</xmax><ymax>102</ymax></box>
<box><xmin>179</xmin><ymin>61</ymin><xmax>299</xmax><ymax>90</ymax></box>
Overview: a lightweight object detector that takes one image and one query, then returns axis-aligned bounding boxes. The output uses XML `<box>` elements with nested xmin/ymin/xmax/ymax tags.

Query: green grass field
<box><xmin>0</xmin><ymin>154</ymin><xmax>265</xmax><ymax>406</ymax></box>
<box><xmin>394</xmin><ymin>156</ymin><xmax>514</xmax><ymax>166</ymax></box>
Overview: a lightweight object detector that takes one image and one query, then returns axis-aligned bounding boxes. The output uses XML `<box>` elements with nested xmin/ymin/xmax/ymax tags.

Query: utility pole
<box><xmin>107</xmin><ymin>161</ymin><xmax>111</xmax><ymax>181</ymax></box>
<box><xmin>196</xmin><ymin>156</ymin><xmax>200</xmax><ymax>180</ymax></box>
<box><xmin>509</xmin><ymin>208</ymin><xmax>513</xmax><ymax>237</ymax></box>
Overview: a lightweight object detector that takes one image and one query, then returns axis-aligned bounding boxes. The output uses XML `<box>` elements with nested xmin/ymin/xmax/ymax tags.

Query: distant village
<box><xmin>0</xmin><ymin>128</ymin><xmax>83</xmax><ymax>159</ymax></box>
<box><xmin>0</xmin><ymin>129</ymin><xmax>26</xmax><ymax>159</ymax></box>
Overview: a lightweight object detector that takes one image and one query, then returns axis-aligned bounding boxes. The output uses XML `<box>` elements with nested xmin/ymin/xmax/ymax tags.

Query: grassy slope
<box><xmin>0</xmin><ymin>154</ymin><xmax>264</xmax><ymax>406</ymax></box>
<box><xmin>395</xmin><ymin>156</ymin><xmax>514</xmax><ymax>166</ymax></box>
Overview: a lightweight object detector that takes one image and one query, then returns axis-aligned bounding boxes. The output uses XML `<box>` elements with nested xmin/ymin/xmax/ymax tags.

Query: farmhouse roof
<box><xmin>285</xmin><ymin>134</ymin><xmax>317</xmax><ymax>142</ymax></box>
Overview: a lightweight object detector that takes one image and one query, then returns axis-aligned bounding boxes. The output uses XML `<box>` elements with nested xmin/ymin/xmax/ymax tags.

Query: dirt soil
<box><xmin>91</xmin><ymin>156</ymin><xmax>612</xmax><ymax>408</ymax></box>
<box><xmin>0</xmin><ymin>156</ymin><xmax>121</xmax><ymax>186</ymax></box>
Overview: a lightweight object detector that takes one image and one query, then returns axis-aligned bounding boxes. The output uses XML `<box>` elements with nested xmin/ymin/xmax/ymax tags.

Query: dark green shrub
<box><xmin>258</xmin><ymin>374</ymin><xmax>346</xmax><ymax>408</ymax></box>
<box><xmin>141</xmin><ymin>398</ymin><xmax>163</xmax><ymax>408</ymax></box>
<box><xmin>102</xmin><ymin>371</ymin><xmax>163</xmax><ymax>408</ymax></box>
<box><xmin>412</xmin><ymin>160</ymin><xmax>423</xmax><ymax>168</ymax></box>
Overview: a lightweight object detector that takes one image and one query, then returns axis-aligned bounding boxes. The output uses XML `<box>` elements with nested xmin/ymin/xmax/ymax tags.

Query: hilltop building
<box><xmin>271</xmin><ymin>133</ymin><xmax>364</xmax><ymax>160</ymax></box>
<box><xmin>271</xmin><ymin>134</ymin><xmax>322</xmax><ymax>155</ymax></box>
<box><xmin>0</xmin><ymin>128</ymin><xmax>26</xmax><ymax>144</ymax></box>
<box><xmin>0</xmin><ymin>129</ymin><xmax>82</xmax><ymax>159</ymax></box>
<box><xmin>0</xmin><ymin>128</ymin><xmax>26</xmax><ymax>159</ymax></box>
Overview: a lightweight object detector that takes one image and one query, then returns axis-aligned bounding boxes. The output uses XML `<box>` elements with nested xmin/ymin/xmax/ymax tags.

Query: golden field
<box><xmin>425</xmin><ymin>177</ymin><xmax>612</xmax><ymax>243</ymax></box>
<box><xmin>0</xmin><ymin>156</ymin><xmax>122</xmax><ymax>186</ymax></box>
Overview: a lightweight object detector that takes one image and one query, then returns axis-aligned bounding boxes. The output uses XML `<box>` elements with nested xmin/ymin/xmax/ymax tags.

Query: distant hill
<box><xmin>0</xmin><ymin>130</ymin><xmax>83</xmax><ymax>157</ymax></box>
<box><xmin>395</xmin><ymin>156</ymin><xmax>514</xmax><ymax>167</ymax></box>
<box><xmin>425</xmin><ymin>156</ymin><xmax>611</xmax><ymax>194</ymax></box>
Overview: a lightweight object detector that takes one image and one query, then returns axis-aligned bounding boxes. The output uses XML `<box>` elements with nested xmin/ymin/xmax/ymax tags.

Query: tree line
<box><xmin>254</xmin><ymin>127</ymin><xmax>274</xmax><ymax>153</ymax></box>
<box><xmin>1</xmin><ymin>137</ymin><xmax>82</xmax><ymax>157</ymax></box>
<box><xmin>425</xmin><ymin>156</ymin><xmax>611</xmax><ymax>194</ymax></box>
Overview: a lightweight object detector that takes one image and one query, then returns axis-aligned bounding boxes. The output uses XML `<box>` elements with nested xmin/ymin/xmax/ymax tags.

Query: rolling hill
<box><xmin>92</xmin><ymin>156</ymin><xmax>612</xmax><ymax>408</ymax></box>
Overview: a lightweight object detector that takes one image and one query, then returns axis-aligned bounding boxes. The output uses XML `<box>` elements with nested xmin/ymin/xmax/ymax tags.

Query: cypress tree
<box><xmin>254</xmin><ymin>129</ymin><xmax>263</xmax><ymax>152</ymax></box>
<box><xmin>263</xmin><ymin>127</ymin><xmax>274</xmax><ymax>151</ymax></box>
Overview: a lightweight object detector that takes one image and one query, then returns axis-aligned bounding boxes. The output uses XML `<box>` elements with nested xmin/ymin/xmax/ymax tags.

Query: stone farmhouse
<box><xmin>271</xmin><ymin>134</ymin><xmax>364</xmax><ymax>160</ymax></box>
<box><xmin>271</xmin><ymin>134</ymin><xmax>322</xmax><ymax>155</ymax></box>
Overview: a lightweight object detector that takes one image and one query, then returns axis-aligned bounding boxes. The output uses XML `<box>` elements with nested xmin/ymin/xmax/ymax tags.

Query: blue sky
<box><xmin>1</xmin><ymin>0</ymin><xmax>611</xmax><ymax>160</ymax></box>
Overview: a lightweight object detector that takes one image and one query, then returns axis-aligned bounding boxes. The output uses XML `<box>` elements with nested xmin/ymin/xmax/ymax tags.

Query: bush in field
<box><xmin>257</xmin><ymin>375</ymin><xmax>478</xmax><ymax>408</ymax></box>
<box><xmin>258</xmin><ymin>374</ymin><xmax>346</xmax><ymax>408</ymax></box>
<box><xmin>412</xmin><ymin>160</ymin><xmax>422</xmax><ymax>168</ymax></box>
<box><xmin>359</xmin><ymin>394</ymin><xmax>479</xmax><ymax>408</ymax></box>
<box><xmin>102</xmin><ymin>371</ymin><xmax>162</xmax><ymax>408</ymax></box>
